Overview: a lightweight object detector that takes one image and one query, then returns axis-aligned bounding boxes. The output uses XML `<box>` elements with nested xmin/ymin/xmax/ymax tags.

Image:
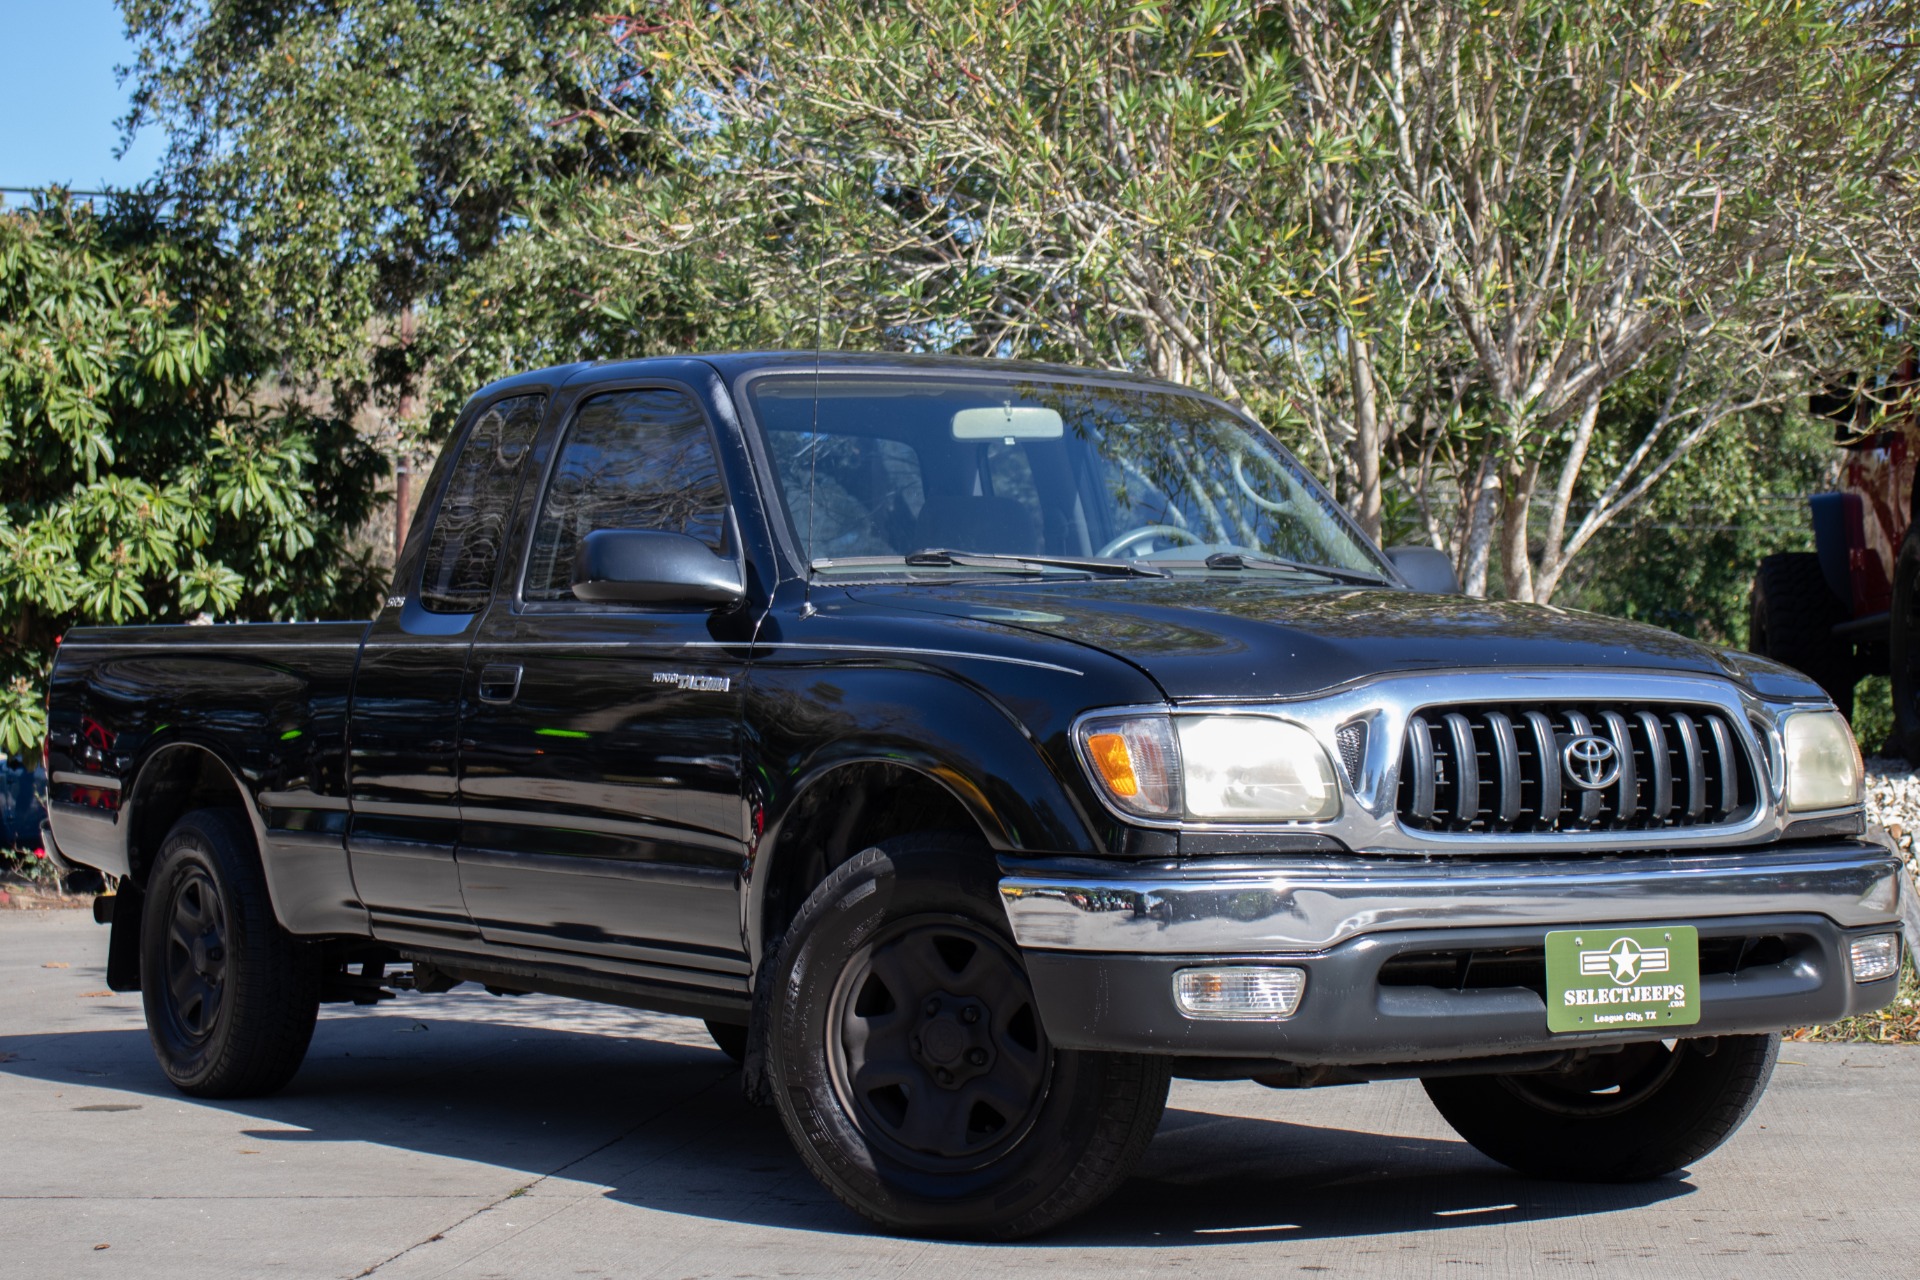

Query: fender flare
<box><xmin>739</xmin><ymin>670</ymin><xmax>1109</xmax><ymax>965</ymax></box>
<box><xmin>120</xmin><ymin>739</ymin><xmax>314</xmax><ymax>935</ymax></box>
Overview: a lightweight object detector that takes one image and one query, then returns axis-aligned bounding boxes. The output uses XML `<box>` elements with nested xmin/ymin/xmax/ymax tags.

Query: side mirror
<box><xmin>571</xmin><ymin>529</ymin><xmax>745</xmax><ymax>608</ymax></box>
<box><xmin>1385</xmin><ymin>545</ymin><xmax>1462</xmax><ymax>595</ymax></box>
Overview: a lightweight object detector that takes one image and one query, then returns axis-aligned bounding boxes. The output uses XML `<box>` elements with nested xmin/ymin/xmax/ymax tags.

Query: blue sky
<box><xmin>0</xmin><ymin>0</ymin><xmax>163</xmax><ymax>192</ymax></box>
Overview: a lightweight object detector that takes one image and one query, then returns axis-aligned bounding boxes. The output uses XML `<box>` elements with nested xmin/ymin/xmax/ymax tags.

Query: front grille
<box><xmin>1334</xmin><ymin>721</ymin><xmax>1367</xmax><ymax>787</ymax></box>
<box><xmin>1397</xmin><ymin>702</ymin><xmax>1757</xmax><ymax>834</ymax></box>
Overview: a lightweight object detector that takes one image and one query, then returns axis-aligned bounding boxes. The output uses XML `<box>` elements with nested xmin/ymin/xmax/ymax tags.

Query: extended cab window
<box><xmin>523</xmin><ymin>387</ymin><xmax>729</xmax><ymax>602</ymax></box>
<box><xmin>418</xmin><ymin>394</ymin><xmax>545</xmax><ymax>613</ymax></box>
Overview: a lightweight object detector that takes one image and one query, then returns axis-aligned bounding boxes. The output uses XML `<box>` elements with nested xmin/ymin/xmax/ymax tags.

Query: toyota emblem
<box><xmin>1562</xmin><ymin>735</ymin><xmax>1621</xmax><ymax>791</ymax></box>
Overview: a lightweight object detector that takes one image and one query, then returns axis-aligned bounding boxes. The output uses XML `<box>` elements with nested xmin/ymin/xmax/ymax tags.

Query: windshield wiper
<box><xmin>905</xmin><ymin>548</ymin><xmax>1170</xmax><ymax>578</ymax></box>
<box><xmin>1200</xmin><ymin>550</ymin><xmax>1389</xmax><ymax>586</ymax></box>
<box><xmin>810</xmin><ymin>549</ymin><xmax>1168</xmax><ymax>578</ymax></box>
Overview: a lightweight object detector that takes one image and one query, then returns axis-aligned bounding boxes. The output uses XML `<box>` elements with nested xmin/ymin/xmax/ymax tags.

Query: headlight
<box><xmin>1782</xmin><ymin>709</ymin><xmax>1862</xmax><ymax>811</ymax></box>
<box><xmin>1078</xmin><ymin>713</ymin><xmax>1340</xmax><ymax>822</ymax></box>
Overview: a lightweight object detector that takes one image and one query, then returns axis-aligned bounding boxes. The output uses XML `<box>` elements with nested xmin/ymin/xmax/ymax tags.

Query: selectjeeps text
<box><xmin>42</xmin><ymin>353</ymin><xmax>1911</xmax><ymax>1238</ymax></box>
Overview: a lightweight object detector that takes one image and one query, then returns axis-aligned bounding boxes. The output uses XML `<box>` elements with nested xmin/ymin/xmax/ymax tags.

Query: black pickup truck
<box><xmin>43</xmin><ymin>353</ymin><xmax>1908</xmax><ymax>1238</ymax></box>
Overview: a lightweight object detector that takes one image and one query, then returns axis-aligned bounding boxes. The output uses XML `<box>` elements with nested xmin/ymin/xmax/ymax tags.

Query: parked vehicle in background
<box><xmin>42</xmin><ymin>353</ymin><xmax>1907</xmax><ymax>1239</ymax></box>
<box><xmin>1750</xmin><ymin>352</ymin><xmax>1919</xmax><ymax>752</ymax></box>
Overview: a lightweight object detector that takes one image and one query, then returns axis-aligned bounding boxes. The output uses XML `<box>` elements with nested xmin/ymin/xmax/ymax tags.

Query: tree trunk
<box><xmin>1461</xmin><ymin>453</ymin><xmax>1500</xmax><ymax>597</ymax></box>
<box><xmin>1339</xmin><ymin>253</ymin><xmax>1386</xmax><ymax>542</ymax></box>
<box><xmin>1499</xmin><ymin>457</ymin><xmax>1541</xmax><ymax>603</ymax></box>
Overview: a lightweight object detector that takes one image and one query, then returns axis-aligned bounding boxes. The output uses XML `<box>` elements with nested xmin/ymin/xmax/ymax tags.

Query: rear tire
<box><xmin>140</xmin><ymin>808</ymin><xmax>321</xmax><ymax>1098</ymax></box>
<box><xmin>1889</xmin><ymin>531</ymin><xmax>1920</xmax><ymax>759</ymax></box>
<box><xmin>1750</xmin><ymin>552</ymin><xmax>1855</xmax><ymax>717</ymax></box>
<box><xmin>1423</xmin><ymin>1034</ymin><xmax>1778</xmax><ymax>1182</ymax></box>
<box><xmin>765</xmin><ymin>835</ymin><xmax>1170</xmax><ymax>1239</ymax></box>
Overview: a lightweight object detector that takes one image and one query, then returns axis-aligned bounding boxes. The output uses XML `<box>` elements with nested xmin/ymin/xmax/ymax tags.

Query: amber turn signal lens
<box><xmin>1086</xmin><ymin>732</ymin><xmax>1139</xmax><ymax>797</ymax></box>
<box><xmin>1076</xmin><ymin>715</ymin><xmax>1179</xmax><ymax>817</ymax></box>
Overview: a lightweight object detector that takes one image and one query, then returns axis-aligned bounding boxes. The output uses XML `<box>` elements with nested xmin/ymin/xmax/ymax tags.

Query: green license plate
<box><xmin>1545</xmin><ymin>925</ymin><xmax>1701</xmax><ymax>1034</ymax></box>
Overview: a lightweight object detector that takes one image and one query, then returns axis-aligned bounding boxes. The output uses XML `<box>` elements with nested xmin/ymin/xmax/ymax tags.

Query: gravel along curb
<box><xmin>1861</xmin><ymin>758</ymin><xmax>1920</xmax><ymax>960</ymax></box>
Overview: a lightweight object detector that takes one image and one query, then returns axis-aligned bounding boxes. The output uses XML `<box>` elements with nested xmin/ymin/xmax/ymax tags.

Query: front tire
<box><xmin>766</xmin><ymin>836</ymin><xmax>1170</xmax><ymax>1239</ymax></box>
<box><xmin>1423</xmin><ymin>1035</ymin><xmax>1779</xmax><ymax>1182</ymax></box>
<box><xmin>140</xmin><ymin>808</ymin><xmax>321</xmax><ymax>1098</ymax></box>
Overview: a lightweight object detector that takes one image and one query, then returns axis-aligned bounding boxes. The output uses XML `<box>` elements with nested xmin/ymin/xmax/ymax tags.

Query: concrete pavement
<box><xmin>3</xmin><ymin>908</ymin><xmax>1916</xmax><ymax>1279</ymax></box>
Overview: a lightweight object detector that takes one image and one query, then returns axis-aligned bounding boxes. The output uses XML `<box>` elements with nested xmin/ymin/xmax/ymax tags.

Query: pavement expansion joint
<box><xmin>353</xmin><ymin>1068</ymin><xmax>737</xmax><ymax>1278</ymax></box>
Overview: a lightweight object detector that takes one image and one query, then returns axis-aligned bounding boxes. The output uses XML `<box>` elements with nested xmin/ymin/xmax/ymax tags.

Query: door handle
<box><xmin>476</xmin><ymin>663</ymin><xmax>523</xmax><ymax>705</ymax></box>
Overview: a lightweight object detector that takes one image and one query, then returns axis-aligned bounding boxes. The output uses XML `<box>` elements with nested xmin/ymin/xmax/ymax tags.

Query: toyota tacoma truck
<box><xmin>42</xmin><ymin>353</ymin><xmax>1909</xmax><ymax>1239</ymax></box>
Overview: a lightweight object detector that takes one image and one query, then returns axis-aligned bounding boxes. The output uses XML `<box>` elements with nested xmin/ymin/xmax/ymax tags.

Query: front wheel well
<box><xmin>754</xmin><ymin>763</ymin><xmax>983</xmax><ymax>962</ymax></box>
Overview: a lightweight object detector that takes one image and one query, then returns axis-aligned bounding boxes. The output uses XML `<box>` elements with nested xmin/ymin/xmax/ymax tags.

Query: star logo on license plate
<box><xmin>1580</xmin><ymin>936</ymin><xmax>1671</xmax><ymax>986</ymax></box>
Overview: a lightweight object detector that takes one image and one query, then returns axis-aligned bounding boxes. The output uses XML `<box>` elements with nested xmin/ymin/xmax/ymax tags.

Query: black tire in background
<box><xmin>1423</xmin><ymin>1034</ymin><xmax>1779</xmax><ymax>1182</ymax></box>
<box><xmin>1888</xmin><ymin>530</ymin><xmax>1920</xmax><ymax>760</ymax></box>
<box><xmin>765</xmin><ymin>835</ymin><xmax>1171</xmax><ymax>1240</ymax></box>
<box><xmin>140</xmin><ymin>808</ymin><xmax>322</xmax><ymax>1098</ymax></box>
<box><xmin>1749</xmin><ymin>551</ymin><xmax>1855</xmax><ymax>718</ymax></box>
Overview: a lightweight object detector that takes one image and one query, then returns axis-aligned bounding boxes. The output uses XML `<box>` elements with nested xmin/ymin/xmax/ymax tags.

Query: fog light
<box><xmin>1850</xmin><ymin>933</ymin><xmax>1901</xmax><ymax>983</ymax></box>
<box><xmin>1173</xmin><ymin>966</ymin><xmax>1306</xmax><ymax>1020</ymax></box>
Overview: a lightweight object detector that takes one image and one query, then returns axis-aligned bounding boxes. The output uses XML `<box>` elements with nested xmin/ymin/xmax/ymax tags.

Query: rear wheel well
<box><xmin>126</xmin><ymin>748</ymin><xmax>252</xmax><ymax>889</ymax></box>
<box><xmin>756</xmin><ymin>763</ymin><xmax>983</xmax><ymax>961</ymax></box>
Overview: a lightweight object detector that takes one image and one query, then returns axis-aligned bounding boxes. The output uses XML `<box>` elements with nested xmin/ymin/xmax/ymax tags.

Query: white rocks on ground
<box><xmin>1864</xmin><ymin>757</ymin><xmax>1920</xmax><ymax>884</ymax></box>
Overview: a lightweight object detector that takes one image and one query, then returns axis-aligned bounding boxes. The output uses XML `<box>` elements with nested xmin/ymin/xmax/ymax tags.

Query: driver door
<box><xmin>454</xmin><ymin>382</ymin><xmax>754</xmax><ymax>989</ymax></box>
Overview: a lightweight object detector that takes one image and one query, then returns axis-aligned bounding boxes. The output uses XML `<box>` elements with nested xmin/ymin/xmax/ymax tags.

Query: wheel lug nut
<box><xmin>960</xmin><ymin>1007</ymin><xmax>979</xmax><ymax>1025</ymax></box>
<box><xmin>967</xmin><ymin>1048</ymin><xmax>988</xmax><ymax>1066</ymax></box>
<box><xmin>936</xmin><ymin>1068</ymin><xmax>953</xmax><ymax>1085</ymax></box>
<box><xmin>924</xmin><ymin>998</ymin><xmax>941</xmax><ymax>1016</ymax></box>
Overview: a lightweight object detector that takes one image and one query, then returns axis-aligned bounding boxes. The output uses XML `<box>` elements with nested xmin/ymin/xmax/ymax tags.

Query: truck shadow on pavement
<box><xmin>2</xmin><ymin>1001</ymin><xmax>1692</xmax><ymax>1245</ymax></box>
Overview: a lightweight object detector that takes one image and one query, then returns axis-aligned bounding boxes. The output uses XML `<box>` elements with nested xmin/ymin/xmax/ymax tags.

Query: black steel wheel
<box><xmin>826</xmin><ymin>916</ymin><xmax>1049</xmax><ymax>1171</ymax></box>
<box><xmin>1423</xmin><ymin>1035</ymin><xmax>1779</xmax><ymax>1182</ymax></box>
<box><xmin>157</xmin><ymin>863</ymin><xmax>230</xmax><ymax>1046</ymax></box>
<box><xmin>140</xmin><ymin>808</ymin><xmax>321</xmax><ymax>1097</ymax></box>
<box><xmin>766</xmin><ymin>835</ymin><xmax>1169</xmax><ymax>1239</ymax></box>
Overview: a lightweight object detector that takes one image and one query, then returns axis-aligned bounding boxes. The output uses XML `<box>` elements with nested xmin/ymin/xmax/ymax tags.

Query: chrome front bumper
<box><xmin>998</xmin><ymin>842</ymin><xmax>1905</xmax><ymax>955</ymax></box>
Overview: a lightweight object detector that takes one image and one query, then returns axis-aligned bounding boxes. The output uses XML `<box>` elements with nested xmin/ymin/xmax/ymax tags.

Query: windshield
<box><xmin>746</xmin><ymin>372</ymin><xmax>1391</xmax><ymax>580</ymax></box>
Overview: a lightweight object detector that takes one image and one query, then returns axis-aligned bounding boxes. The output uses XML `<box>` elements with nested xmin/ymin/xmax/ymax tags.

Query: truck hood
<box><xmin>846</xmin><ymin>579</ymin><xmax>1823</xmax><ymax>702</ymax></box>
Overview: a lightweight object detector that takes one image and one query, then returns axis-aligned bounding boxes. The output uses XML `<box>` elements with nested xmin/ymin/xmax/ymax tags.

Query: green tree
<box><xmin>599</xmin><ymin>0</ymin><xmax>1920</xmax><ymax>595</ymax></box>
<box><xmin>1561</xmin><ymin>400</ymin><xmax>1831</xmax><ymax>645</ymax></box>
<box><xmin>0</xmin><ymin>194</ymin><xmax>386</xmax><ymax>753</ymax></box>
<box><xmin>120</xmin><ymin>0</ymin><xmax>722</xmax><ymax>435</ymax></box>
<box><xmin>1360</xmin><ymin>0</ymin><xmax>1920</xmax><ymax>601</ymax></box>
<box><xmin>591</xmin><ymin>0</ymin><xmax>1427</xmax><ymax>535</ymax></box>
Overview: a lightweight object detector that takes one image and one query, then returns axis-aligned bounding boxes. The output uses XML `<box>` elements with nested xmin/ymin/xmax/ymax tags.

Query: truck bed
<box><xmin>46</xmin><ymin>621</ymin><xmax>372</xmax><ymax>935</ymax></box>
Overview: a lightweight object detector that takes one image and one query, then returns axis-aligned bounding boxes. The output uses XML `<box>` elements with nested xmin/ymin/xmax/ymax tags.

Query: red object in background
<box><xmin>1838</xmin><ymin>427</ymin><xmax>1915</xmax><ymax>615</ymax></box>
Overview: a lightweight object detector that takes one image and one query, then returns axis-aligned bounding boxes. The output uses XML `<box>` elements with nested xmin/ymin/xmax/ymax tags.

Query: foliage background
<box><xmin>0</xmin><ymin>195</ymin><xmax>386</xmax><ymax>754</ymax></box>
<box><xmin>6</xmin><ymin>0</ymin><xmax>1919</xmax><ymax>766</ymax></box>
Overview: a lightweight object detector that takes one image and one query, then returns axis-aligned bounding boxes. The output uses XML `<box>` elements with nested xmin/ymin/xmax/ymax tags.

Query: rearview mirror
<box><xmin>952</xmin><ymin>404</ymin><xmax>1063</xmax><ymax>441</ymax></box>
<box><xmin>1385</xmin><ymin>545</ymin><xmax>1462</xmax><ymax>595</ymax></box>
<box><xmin>571</xmin><ymin>529</ymin><xmax>745</xmax><ymax>608</ymax></box>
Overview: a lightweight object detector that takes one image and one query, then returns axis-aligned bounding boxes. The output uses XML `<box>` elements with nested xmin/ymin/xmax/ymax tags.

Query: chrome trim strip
<box><xmin>50</xmin><ymin>771</ymin><xmax>121</xmax><ymax>791</ymax></box>
<box><xmin>999</xmin><ymin>845</ymin><xmax>1902</xmax><ymax>954</ymax></box>
<box><xmin>1069</xmin><ymin>669</ymin><xmax>1858</xmax><ymax>854</ymax></box>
